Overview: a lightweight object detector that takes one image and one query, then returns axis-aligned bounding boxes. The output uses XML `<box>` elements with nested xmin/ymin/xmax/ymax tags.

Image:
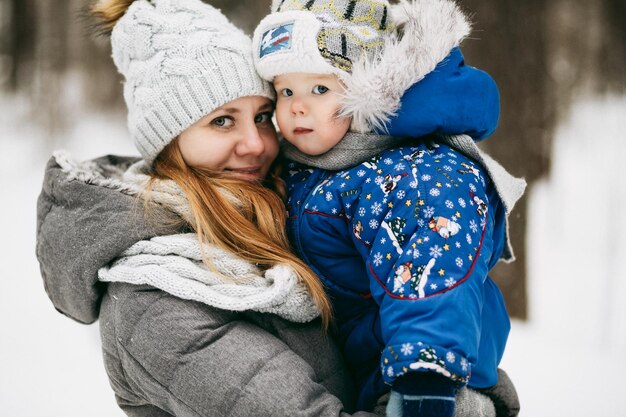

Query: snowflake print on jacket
<box><xmin>285</xmin><ymin>141</ymin><xmax>511</xmax><ymax>411</ymax></box>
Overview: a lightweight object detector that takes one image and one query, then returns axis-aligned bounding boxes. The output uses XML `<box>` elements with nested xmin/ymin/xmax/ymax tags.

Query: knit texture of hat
<box><xmin>252</xmin><ymin>0</ymin><xmax>393</xmax><ymax>82</ymax></box>
<box><xmin>112</xmin><ymin>0</ymin><xmax>275</xmax><ymax>166</ymax></box>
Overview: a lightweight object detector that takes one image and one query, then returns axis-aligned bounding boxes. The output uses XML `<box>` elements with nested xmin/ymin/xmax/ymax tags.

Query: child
<box><xmin>253</xmin><ymin>1</ymin><xmax>525</xmax><ymax>416</ymax></box>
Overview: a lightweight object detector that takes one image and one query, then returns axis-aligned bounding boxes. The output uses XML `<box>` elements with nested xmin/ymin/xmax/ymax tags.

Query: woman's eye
<box><xmin>280</xmin><ymin>88</ymin><xmax>293</xmax><ymax>97</ymax></box>
<box><xmin>212</xmin><ymin>116</ymin><xmax>234</xmax><ymax>128</ymax></box>
<box><xmin>255</xmin><ymin>112</ymin><xmax>273</xmax><ymax>124</ymax></box>
<box><xmin>312</xmin><ymin>85</ymin><xmax>329</xmax><ymax>95</ymax></box>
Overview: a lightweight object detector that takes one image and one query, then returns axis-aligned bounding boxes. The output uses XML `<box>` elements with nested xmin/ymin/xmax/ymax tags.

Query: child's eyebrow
<box><xmin>310</xmin><ymin>75</ymin><xmax>335</xmax><ymax>82</ymax></box>
<box><xmin>274</xmin><ymin>75</ymin><xmax>334</xmax><ymax>87</ymax></box>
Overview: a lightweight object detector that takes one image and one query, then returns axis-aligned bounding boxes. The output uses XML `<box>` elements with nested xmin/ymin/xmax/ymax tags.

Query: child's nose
<box><xmin>290</xmin><ymin>98</ymin><xmax>307</xmax><ymax>116</ymax></box>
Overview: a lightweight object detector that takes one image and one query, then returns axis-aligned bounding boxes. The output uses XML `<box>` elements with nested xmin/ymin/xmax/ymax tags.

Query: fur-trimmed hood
<box><xmin>36</xmin><ymin>152</ymin><xmax>185</xmax><ymax>323</ymax></box>
<box><xmin>342</xmin><ymin>0</ymin><xmax>471</xmax><ymax>132</ymax></box>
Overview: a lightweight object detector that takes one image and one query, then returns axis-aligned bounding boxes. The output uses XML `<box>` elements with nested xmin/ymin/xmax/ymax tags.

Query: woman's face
<box><xmin>178</xmin><ymin>96</ymin><xmax>279</xmax><ymax>181</ymax></box>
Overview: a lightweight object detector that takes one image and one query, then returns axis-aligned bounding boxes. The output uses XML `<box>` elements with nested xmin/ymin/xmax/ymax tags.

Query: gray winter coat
<box><xmin>36</xmin><ymin>153</ymin><xmax>374</xmax><ymax>417</ymax></box>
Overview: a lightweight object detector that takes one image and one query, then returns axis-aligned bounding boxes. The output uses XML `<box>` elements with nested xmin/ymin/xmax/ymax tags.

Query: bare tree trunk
<box><xmin>32</xmin><ymin>0</ymin><xmax>70</xmax><ymax>133</ymax></box>
<box><xmin>601</xmin><ymin>0</ymin><xmax>626</xmax><ymax>93</ymax></box>
<box><xmin>0</xmin><ymin>0</ymin><xmax>15</xmax><ymax>89</ymax></box>
<box><xmin>10</xmin><ymin>0</ymin><xmax>71</xmax><ymax>133</ymax></box>
<box><xmin>459</xmin><ymin>0</ymin><xmax>557</xmax><ymax>319</ymax></box>
<box><xmin>68</xmin><ymin>0</ymin><xmax>124</xmax><ymax>110</ymax></box>
<box><xmin>9</xmin><ymin>0</ymin><xmax>37</xmax><ymax>92</ymax></box>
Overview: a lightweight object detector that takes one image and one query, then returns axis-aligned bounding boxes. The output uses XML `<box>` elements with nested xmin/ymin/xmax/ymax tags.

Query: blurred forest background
<box><xmin>0</xmin><ymin>0</ymin><xmax>624</xmax><ymax>319</ymax></box>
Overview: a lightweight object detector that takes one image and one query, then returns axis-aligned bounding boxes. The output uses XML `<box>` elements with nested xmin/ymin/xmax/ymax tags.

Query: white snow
<box><xmin>0</xmin><ymin>94</ymin><xmax>134</xmax><ymax>417</ymax></box>
<box><xmin>498</xmin><ymin>95</ymin><xmax>626</xmax><ymax>417</ymax></box>
<box><xmin>0</xmin><ymin>92</ymin><xmax>624</xmax><ymax>416</ymax></box>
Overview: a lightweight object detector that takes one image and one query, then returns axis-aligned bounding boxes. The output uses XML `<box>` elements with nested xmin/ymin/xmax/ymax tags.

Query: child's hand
<box><xmin>386</xmin><ymin>373</ymin><xmax>455</xmax><ymax>417</ymax></box>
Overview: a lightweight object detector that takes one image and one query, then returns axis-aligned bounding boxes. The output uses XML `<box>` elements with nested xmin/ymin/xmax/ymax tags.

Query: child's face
<box><xmin>274</xmin><ymin>73</ymin><xmax>351</xmax><ymax>156</ymax></box>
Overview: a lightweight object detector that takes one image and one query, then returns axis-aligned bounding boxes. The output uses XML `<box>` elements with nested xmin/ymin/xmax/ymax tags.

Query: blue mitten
<box><xmin>387</xmin><ymin>372</ymin><xmax>456</xmax><ymax>417</ymax></box>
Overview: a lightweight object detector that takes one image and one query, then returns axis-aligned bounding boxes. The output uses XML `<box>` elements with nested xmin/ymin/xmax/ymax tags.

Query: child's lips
<box><xmin>293</xmin><ymin>127</ymin><xmax>313</xmax><ymax>135</ymax></box>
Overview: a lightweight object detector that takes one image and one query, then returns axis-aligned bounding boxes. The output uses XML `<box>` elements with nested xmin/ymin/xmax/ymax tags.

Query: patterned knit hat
<box><xmin>111</xmin><ymin>0</ymin><xmax>275</xmax><ymax>166</ymax></box>
<box><xmin>253</xmin><ymin>0</ymin><xmax>472</xmax><ymax>134</ymax></box>
<box><xmin>252</xmin><ymin>0</ymin><xmax>393</xmax><ymax>82</ymax></box>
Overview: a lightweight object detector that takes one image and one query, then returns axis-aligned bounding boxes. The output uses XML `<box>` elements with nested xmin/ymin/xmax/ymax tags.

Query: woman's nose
<box><xmin>237</xmin><ymin>123</ymin><xmax>266</xmax><ymax>156</ymax></box>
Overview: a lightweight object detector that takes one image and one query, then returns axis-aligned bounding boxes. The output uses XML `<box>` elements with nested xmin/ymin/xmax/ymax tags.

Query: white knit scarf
<box><xmin>94</xmin><ymin>159</ymin><xmax>320</xmax><ymax>323</ymax></box>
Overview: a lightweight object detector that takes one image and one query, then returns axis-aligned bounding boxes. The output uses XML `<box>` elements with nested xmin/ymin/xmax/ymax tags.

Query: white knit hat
<box><xmin>111</xmin><ymin>0</ymin><xmax>275</xmax><ymax>166</ymax></box>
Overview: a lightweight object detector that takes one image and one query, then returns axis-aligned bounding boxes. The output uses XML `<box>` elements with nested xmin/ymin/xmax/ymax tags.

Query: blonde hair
<box><xmin>91</xmin><ymin>0</ymin><xmax>136</xmax><ymax>33</ymax></box>
<box><xmin>149</xmin><ymin>139</ymin><xmax>332</xmax><ymax>328</ymax></box>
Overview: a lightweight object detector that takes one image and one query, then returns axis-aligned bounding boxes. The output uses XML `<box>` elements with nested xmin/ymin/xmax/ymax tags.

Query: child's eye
<box><xmin>280</xmin><ymin>88</ymin><xmax>293</xmax><ymax>97</ymax></box>
<box><xmin>255</xmin><ymin>112</ymin><xmax>273</xmax><ymax>124</ymax></box>
<box><xmin>212</xmin><ymin>116</ymin><xmax>234</xmax><ymax>128</ymax></box>
<box><xmin>312</xmin><ymin>85</ymin><xmax>329</xmax><ymax>95</ymax></box>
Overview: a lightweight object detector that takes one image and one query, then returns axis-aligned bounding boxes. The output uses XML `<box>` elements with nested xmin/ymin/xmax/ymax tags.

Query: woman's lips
<box><xmin>226</xmin><ymin>167</ymin><xmax>263</xmax><ymax>179</ymax></box>
<box><xmin>293</xmin><ymin>127</ymin><xmax>313</xmax><ymax>135</ymax></box>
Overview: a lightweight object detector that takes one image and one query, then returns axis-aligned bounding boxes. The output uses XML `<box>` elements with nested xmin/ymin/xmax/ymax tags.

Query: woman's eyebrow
<box><xmin>217</xmin><ymin>107</ymin><xmax>241</xmax><ymax>114</ymax></box>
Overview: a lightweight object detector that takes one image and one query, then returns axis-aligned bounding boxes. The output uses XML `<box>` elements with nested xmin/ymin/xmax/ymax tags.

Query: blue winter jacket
<box><xmin>283</xmin><ymin>49</ymin><xmax>508</xmax><ymax>412</ymax></box>
<box><xmin>285</xmin><ymin>143</ymin><xmax>510</xmax><ymax>411</ymax></box>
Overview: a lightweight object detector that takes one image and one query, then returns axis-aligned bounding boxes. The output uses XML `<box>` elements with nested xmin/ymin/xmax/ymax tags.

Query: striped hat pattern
<box><xmin>253</xmin><ymin>0</ymin><xmax>393</xmax><ymax>81</ymax></box>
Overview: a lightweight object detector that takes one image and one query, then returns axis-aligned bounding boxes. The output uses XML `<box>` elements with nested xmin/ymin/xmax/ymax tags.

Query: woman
<box><xmin>36</xmin><ymin>0</ymin><xmax>363</xmax><ymax>415</ymax></box>
<box><xmin>35</xmin><ymin>0</ymin><xmax>509</xmax><ymax>416</ymax></box>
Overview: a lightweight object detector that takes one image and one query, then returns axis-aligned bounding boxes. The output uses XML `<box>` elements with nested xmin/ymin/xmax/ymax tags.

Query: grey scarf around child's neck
<box><xmin>282</xmin><ymin>131</ymin><xmax>398</xmax><ymax>171</ymax></box>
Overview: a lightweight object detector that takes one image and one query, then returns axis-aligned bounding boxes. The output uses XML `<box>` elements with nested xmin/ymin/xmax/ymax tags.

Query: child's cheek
<box><xmin>275</xmin><ymin>104</ymin><xmax>290</xmax><ymax>130</ymax></box>
<box><xmin>331</xmin><ymin>107</ymin><xmax>351</xmax><ymax>131</ymax></box>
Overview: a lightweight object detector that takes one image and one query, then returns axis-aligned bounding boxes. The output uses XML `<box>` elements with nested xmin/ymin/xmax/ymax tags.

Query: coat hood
<box><xmin>36</xmin><ymin>152</ymin><xmax>183</xmax><ymax>324</ymax></box>
<box><xmin>342</xmin><ymin>0</ymin><xmax>471</xmax><ymax>132</ymax></box>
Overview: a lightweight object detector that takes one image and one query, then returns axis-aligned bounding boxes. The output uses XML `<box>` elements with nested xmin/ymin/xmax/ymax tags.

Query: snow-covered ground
<box><xmin>0</xmin><ymin>93</ymin><xmax>624</xmax><ymax>416</ymax></box>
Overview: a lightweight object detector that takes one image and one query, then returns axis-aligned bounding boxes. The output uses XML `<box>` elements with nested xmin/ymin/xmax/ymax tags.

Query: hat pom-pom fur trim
<box><xmin>341</xmin><ymin>0</ymin><xmax>471</xmax><ymax>133</ymax></box>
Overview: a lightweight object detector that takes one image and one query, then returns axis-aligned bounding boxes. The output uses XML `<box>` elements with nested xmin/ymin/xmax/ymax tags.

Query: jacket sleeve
<box><xmin>106</xmin><ymin>285</ymin><xmax>376</xmax><ymax>417</ymax></box>
<box><xmin>350</xmin><ymin>149</ymin><xmax>493</xmax><ymax>388</ymax></box>
<box><xmin>378</xmin><ymin>48</ymin><xmax>500</xmax><ymax>141</ymax></box>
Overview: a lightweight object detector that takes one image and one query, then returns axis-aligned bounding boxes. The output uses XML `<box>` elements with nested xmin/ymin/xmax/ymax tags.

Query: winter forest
<box><xmin>1</xmin><ymin>0</ymin><xmax>624</xmax><ymax>416</ymax></box>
